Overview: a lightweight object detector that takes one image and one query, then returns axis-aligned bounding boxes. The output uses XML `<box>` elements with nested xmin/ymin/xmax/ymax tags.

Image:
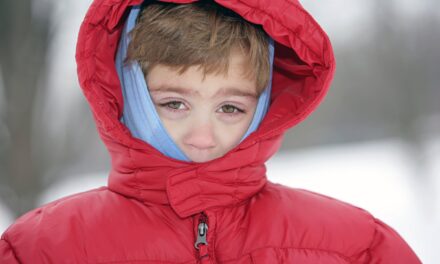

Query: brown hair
<box><xmin>126</xmin><ymin>0</ymin><xmax>270</xmax><ymax>94</ymax></box>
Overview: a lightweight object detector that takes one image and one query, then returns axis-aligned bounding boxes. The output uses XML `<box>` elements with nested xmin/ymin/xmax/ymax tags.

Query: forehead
<box><xmin>147</xmin><ymin>54</ymin><xmax>258</xmax><ymax>99</ymax></box>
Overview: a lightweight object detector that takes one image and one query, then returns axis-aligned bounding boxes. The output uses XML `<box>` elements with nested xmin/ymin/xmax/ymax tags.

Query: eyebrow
<box><xmin>149</xmin><ymin>86</ymin><xmax>258</xmax><ymax>99</ymax></box>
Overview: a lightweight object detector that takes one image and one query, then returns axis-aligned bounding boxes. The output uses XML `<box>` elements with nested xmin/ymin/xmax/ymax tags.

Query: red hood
<box><xmin>75</xmin><ymin>0</ymin><xmax>335</xmax><ymax>218</ymax></box>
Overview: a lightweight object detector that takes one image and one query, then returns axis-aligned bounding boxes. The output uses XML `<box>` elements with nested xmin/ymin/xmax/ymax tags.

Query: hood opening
<box><xmin>76</xmin><ymin>0</ymin><xmax>334</xmax><ymax>150</ymax></box>
<box><xmin>75</xmin><ymin>0</ymin><xmax>336</xmax><ymax>216</ymax></box>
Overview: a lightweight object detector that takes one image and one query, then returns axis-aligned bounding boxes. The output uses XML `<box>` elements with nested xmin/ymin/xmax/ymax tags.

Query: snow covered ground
<box><xmin>0</xmin><ymin>202</ymin><xmax>14</xmax><ymax>235</ymax></box>
<box><xmin>1</xmin><ymin>137</ymin><xmax>438</xmax><ymax>262</ymax></box>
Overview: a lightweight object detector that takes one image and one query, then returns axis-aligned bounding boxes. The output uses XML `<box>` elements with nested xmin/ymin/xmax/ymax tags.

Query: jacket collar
<box><xmin>108</xmin><ymin>133</ymin><xmax>283</xmax><ymax>218</ymax></box>
<box><xmin>75</xmin><ymin>0</ymin><xmax>335</xmax><ymax>218</ymax></box>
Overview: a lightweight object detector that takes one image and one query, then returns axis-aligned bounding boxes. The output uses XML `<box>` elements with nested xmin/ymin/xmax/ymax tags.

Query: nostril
<box><xmin>184</xmin><ymin>136</ymin><xmax>217</xmax><ymax>150</ymax></box>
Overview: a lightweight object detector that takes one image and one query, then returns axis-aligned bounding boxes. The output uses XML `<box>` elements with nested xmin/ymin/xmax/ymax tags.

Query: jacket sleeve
<box><xmin>368</xmin><ymin>218</ymin><xmax>422</xmax><ymax>263</ymax></box>
<box><xmin>0</xmin><ymin>238</ymin><xmax>20</xmax><ymax>264</ymax></box>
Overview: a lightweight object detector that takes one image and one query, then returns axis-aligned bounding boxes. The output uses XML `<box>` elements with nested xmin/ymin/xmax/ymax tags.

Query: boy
<box><xmin>0</xmin><ymin>0</ymin><xmax>421</xmax><ymax>263</ymax></box>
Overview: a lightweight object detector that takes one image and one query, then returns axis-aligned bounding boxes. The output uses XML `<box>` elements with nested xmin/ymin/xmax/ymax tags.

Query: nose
<box><xmin>183</xmin><ymin>121</ymin><xmax>217</xmax><ymax>150</ymax></box>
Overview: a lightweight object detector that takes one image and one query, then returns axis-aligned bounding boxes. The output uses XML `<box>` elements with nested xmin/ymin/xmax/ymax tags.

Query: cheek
<box><xmin>218</xmin><ymin>115</ymin><xmax>254</xmax><ymax>146</ymax></box>
<box><xmin>160</xmin><ymin>118</ymin><xmax>186</xmax><ymax>142</ymax></box>
<box><xmin>158</xmin><ymin>110</ymin><xmax>255</xmax><ymax>150</ymax></box>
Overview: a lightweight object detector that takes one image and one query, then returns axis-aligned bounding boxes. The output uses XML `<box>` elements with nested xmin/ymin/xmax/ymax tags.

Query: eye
<box><xmin>219</xmin><ymin>104</ymin><xmax>245</xmax><ymax>114</ymax></box>
<box><xmin>159</xmin><ymin>101</ymin><xmax>186</xmax><ymax>111</ymax></box>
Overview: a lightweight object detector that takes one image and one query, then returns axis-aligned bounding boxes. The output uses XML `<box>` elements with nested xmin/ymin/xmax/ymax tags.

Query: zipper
<box><xmin>194</xmin><ymin>212</ymin><xmax>211</xmax><ymax>263</ymax></box>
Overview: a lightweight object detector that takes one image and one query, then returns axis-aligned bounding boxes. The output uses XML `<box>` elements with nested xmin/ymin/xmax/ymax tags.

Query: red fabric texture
<box><xmin>1</xmin><ymin>0</ymin><xmax>421</xmax><ymax>263</ymax></box>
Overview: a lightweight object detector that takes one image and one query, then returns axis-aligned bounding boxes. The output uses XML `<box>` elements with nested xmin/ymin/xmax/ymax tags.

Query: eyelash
<box><xmin>158</xmin><ymin>101</ymin><xmax>246</xmax><ymax>115</ymax></box>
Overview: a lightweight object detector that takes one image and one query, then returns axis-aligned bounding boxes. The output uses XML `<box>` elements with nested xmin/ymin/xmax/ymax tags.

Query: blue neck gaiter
<box><xmin>116</xmin><ymin>5</ymin><xmax>274</xmax><ymax>162</ymax></box>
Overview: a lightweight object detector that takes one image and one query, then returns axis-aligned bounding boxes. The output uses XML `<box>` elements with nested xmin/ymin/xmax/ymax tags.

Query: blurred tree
<box><xmin>281</xmin><ymin>0</ymin><xmax>440</xmax><ymax>151</ymax></box>
<box><xmin>0</xmin><ymin>1</ymin><xmax>51</xmax><ymax>217</ymax></box>
<box><xmin>370</xmin><ymin>0</ymin><xmax>440</xmax><ymax>174</ymax></box>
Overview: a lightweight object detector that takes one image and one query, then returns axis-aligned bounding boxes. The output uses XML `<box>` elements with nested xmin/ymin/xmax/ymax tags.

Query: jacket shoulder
<box><xmin>247</xmin><ymin>182</ymin><xmax>376</xmax><ymax>261</ymax></box>
<box><xmin>1</xmin><ymin>187</ymin><xmax>196</xmax><ymax>264</ymax></box>
<box><xmin>4</xmin><ymin>187</ymin><xmax>110</xmax><ymax>233</ymax></box>
<box><xmin>1</xmin><ymin>187</ymin><xmax>114</xmax><ymax>263</ymax></box>
<box><xmin>258</xmin><ymin>181</ymin><xmax>377</xmax><ymax>236</ymax></box>
<box><xmin>244</xmin><ymin>181</ymin><xmax>421</xmax><ymax>263</ymax></box>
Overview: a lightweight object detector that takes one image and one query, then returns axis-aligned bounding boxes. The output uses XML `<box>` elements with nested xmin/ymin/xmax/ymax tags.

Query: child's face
<box><xmin>148</xmin><ymin>52</ymin><xmax>258</xmax><ymax>163</ymax></box>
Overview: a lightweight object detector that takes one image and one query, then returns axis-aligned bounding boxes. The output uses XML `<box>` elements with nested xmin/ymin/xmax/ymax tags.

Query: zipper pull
<box><xmin>194</xmin><ymin>213</ymin><xmax>209</xmax><ymax>249</ymax></box>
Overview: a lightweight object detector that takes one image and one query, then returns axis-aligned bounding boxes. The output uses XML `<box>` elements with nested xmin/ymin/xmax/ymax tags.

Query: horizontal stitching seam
<box><xmin>222</xmin><ymin>246</ymin><xmax>354</xmax><ymax>263</ymax></box>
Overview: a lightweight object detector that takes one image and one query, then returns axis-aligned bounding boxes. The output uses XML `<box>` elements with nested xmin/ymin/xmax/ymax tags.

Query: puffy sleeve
<box><xmin>0</xmin><ymin>238</ymin><xmax>20</xmax><ymax>264</ymax></box>
<box><xmin>368</xmin><ymin>218</ymin><xmax>422</xmax><ymax>263</ymax></box>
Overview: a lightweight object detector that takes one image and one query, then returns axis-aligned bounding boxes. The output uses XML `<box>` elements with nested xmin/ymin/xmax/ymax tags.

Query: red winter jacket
<box><xmin>0</xmin><ymin>0</ymin><xmax>422</xmax><ymax>263</ymax></box>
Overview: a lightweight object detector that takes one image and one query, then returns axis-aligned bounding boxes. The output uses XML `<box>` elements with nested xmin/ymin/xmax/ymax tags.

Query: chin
<box><xmin>188</xmin><ymin>155</ymin><xmax>215</xmax><ymax>163</ymax></box>
<box><xmin>186</xmin><ymin>152</ymin><xmax>223</xmax><ymax>163</ymax></box>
